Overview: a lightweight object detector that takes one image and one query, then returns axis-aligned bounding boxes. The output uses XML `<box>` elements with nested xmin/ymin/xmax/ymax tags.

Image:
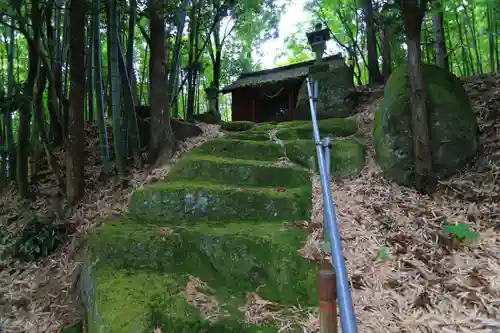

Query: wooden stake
<box><xmin>317</xmin><ymin>260</ymin><xmax>338</xmax><ymax>333</ymax></box>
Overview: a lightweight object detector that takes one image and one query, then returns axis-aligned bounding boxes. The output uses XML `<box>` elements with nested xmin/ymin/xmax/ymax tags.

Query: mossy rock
<box><xmin>192</xmin><ymin>139</ymin><xmax>284</xmax><ymax>161</ymax></box>
<box><xmin>220</xmin><ymin>121</ymin><xmax>255</xmax><ymax>132</ymax></box>
<box><xmin>81</xmin><ymin>221</ymin><xmax>317</xmax><ymax>332</ymax></box>
<box><xmin>373</xmin><ymin>63</ymin><xmax>480</xmax><ymax>186</ymax></box>
<box><xmin>276</xmin><ymin>118</ymin><xmax>358</xmax><ymax>141</ymax></box>
<box><xmin>167</xmin><ymin>154</ymin><xmax>310</xmax><ymax>188</ymax></box>
<box><xmin>128</xmin><ymin>181</ymin><xmax>311</xmax><ymax>223</ymax></box>
<box><xmin>293</xmin><ymin>65</ymin><xmax>356</xmax><ymax>120</ymax></box>
<box><xmin>284</xmin><ymin>139</ymin><xmax>366</xmax><ymax>179</ymax></box>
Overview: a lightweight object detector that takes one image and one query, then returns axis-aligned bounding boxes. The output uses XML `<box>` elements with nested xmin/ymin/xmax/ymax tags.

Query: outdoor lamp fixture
<box><xmin>306</xmin><ymin>23</ymin><xmax>330</xmax><ymax>61</ymax></box>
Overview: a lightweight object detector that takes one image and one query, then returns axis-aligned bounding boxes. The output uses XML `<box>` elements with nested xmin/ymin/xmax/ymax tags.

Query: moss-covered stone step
<box><xmin>128</xmin><ymin>181</ymin><xmax>311</xmax><ymax>223</ymax></box>
<box><xmin>284</xmin><ymin>138</ymin><xmax>366</xmax><ymax>179</ymax></box>
<box><xmin>225</xmin><ymin>130</ymin><xmax>270</xmax><ymax>141</ymax></box>
<box><xmin>276</xmin><ymin>118</ymin><xmax>358</xmax><ymax>141</ymax></box>
<box><xmin>192</xmin><ymin>139</ymin><xmax>284</xmax><ymax>161</ymax></box>
<box><xmin>81</xmin><ymin>221</ymin><xmax>317</xmax><ymax>333</ymax></box>
<box><xmin>167</xmin><ymin>154</ymin><xmax>310</xmax><ymax>188</ymax></box>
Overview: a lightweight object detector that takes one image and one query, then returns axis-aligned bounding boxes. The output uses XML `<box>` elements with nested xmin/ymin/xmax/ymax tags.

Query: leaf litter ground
<box><xmin>1</xmin><ymin>75</ymin><xmax>500</xmax><ymax>332</ymax></box>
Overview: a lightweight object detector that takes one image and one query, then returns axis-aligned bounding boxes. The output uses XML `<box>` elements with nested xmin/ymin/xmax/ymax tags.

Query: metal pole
<box><xmin>306</xmin><ymin>76</ymin><xmax>358</xmax><ymax>333</ymax></box>
<box><xmin>323</xmin><ymin>135</ymin><xmax>331</xmax><ymax>245</ymax></box>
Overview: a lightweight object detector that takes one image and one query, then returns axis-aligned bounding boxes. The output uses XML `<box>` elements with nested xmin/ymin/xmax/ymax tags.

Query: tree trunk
<box><xmin>87</xmin><ymin>23</ymin><xmax>95</xmax><ymax>121</ymax></box>
<box><xmin>107</xmin><ymin>0</ymin><xmax>127</xmax><ymax>176</ymax></box>
<box><xmin>487</xmin><ymin>3</ymin><xmax>495</xmax><ymax>73</ymax></box>
<box><xmin>45</xmin><ymin>0</ymin><xmax>64</xmax><ymax>145</ymax></box>
<box><xmin>139</xmin><ymin>45</ymin><xmax>148</xmax><ymax>104</ymax></box>
<box><xmin>94</xmin><ymin>0</ymin><xmax>111</xmax><ymax>172</ymax></box>
<box><xmin>148</xmin><ymin>0</ymin><xmax>176</xmax><ymax>164</ymax></box>
<box><xmin>432</xmin><ymin>11</ymin><xmax>448</xmax><ymax>70</ymax></box>
<box><xmin>35</xmin><ymin>66</ymin><xmax>65</xmax><ymax>195</ymax></box>
<box><xmin>362</xmin><ymin>0</ymin><xmax>383</xmax><ymax>84</ymax></box>
<box><xmin>464</xmin><ymin>5</ymin><xmax>482</xmax><ymax>74</ymax></box>
<box><xmin>166</xmin><ymin>0</ymin><xmax>188</xmax><ymax>111</ymax></box>
<box><xmin>380</xmin><ymin>24</ymin><xmax>392</xmax><ymax>80</ymax></box>
<box><xmin>118</xmin><ymin>40</ymin><xmax>142</xmax><ymax>168</ymax></box>
<box><xmin>18</xmin><ymin>5</ymin><xmax>42</xmax><ymax>198</ymax></box>
<box><xmin>186</xmin><ymin>0</ymin><xmax>197</xmax><ymax>119</ymax></box>
<box><xmin>400</xmin><ymin>0</ymin><xmax>435</xmax><ymax>194</ymax></box>
<box><xmin>127</xmin><ymin>0</ymin><xmax>138</xmax><ymax>105</ymax></box>
<box><xmin>66</xmin><ymin>0</ymin><xmax>86</xmax><ymax>204</ymax></box>
<box><xmin>5</xmin><ymin>13</ymin><xmax>16</xmax><ymax>181</ymax></box>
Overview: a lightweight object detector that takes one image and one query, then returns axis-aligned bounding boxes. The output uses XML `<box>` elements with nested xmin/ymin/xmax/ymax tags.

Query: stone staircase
<box><xmin>80</xmin><ymin>118</ymin><xmax>365</xmax><ymax>332</ymax></box>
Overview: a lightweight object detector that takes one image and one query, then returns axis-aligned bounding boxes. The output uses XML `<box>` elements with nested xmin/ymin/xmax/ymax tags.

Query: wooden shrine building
<box><xmin>220</xmin><ymin>54</ymin><xmax>344</xmax><ymax>123</ymax></box>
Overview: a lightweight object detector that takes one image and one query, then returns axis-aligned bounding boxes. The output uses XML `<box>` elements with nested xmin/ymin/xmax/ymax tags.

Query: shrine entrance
<box><xmin>253</xmin><ymin>80</ymin><xmax>302</xmax><ymax>123</ymax></box>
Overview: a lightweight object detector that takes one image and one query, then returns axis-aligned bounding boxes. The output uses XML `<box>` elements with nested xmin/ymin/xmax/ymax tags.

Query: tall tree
<box><xmin>431</xmin><ymin>5</ymin><xmax>448</xmax><ymax>70</ymax></box>
<box><xmin>17</xmin><ymin>0</ymin><xmax>40</xmax><ymax>198</ymax></box>
<box><xmin>399</xmin><ymin>0</ymin><xmax>435</xmax><ymax>194</ymax></box>
<box><xmin>107</xmin><ymin>0</ymin><xmax>127</xmax><ymax>176</ymax></box>
<box><xmin>148</xmin><ymin>0</ymin><xmax>176</xmax><ymax>164</ymax></box>
<box><xmin>66</xmin><ymin>0</ymin><xmax>86</xmax><ymax>203</ymax></box>
<box><xmin>361</xmin><ymin>0</ymin><xmax>383</xmax><ymax>84</ymax></box>
<box><xmin>93</xmin><ymin>0</ymin><xmax>111</xmax><ymax>173</ymax></box>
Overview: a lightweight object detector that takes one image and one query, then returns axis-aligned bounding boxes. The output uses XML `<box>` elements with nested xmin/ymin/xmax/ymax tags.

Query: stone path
<box><xmin>80</xmin><ymin>118</ymin><xmax>365</xmax><ymax>332</ymax></box>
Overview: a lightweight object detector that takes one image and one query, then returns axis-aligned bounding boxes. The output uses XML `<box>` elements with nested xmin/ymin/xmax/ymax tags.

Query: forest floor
<box><xmin>0</xmin><ymin>74</ymin><xmax>499</xmax><ymax>333</ymax></box>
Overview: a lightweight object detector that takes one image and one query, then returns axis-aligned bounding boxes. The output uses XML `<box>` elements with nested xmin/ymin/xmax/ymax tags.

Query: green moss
<box><xmin>167</xmin><ymin>154</ymin><xmax>310</xmax><ymax>188</ymax></box>
<box><xmin>373</xmin><ymin>63</ymin><xmax>480</xmax><ymax>186</ymax></box>
<box><xmin>276</xmin><ymin>121</ymin><xmax>311</xmax><ymax>129</ymax></box>
<box><xmin>276</xmin><ymin>118</ymin><xmax>358</xmax><ymax>140</ymax></box>
<box><xmin>192</xmin><ymin>139</ymin><xmax>284</xmax><ymax>161</ymax></box>
<box><xmin>226</xmin><ymin>131</ymin><xmax>270</xmax><ymax>141</ymax></box>
<box><xmin>84</xmin><ymin>268</ymin><xmax>277</xmax><ymax>333</ymax></box>
<box><xmin>220</xmin><ymin>121</ymin><xmax>255</xmax><ymax>132</ymax></box>
<box><xmin>253</xmin><ymin>123</ymin><xmax>277</xmax><ymax>132</ymax></box>
<box><xmin>128</xmin><ymin>181</ymin><xmax>311</xmax><ymax>223</ymax></box>
<box><xmin>81</xmin><ymin>221</ymin><xmax>317</xmax><ymax>332</ymax></box>
<box><xmin>284</xmin><ymin>139</ymin><xmax>365</xmax><ymax>179</ymax></box>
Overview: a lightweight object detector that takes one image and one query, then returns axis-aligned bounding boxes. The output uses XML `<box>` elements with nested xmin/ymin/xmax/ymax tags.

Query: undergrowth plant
<box><xmin>443</xmin><ymin>223</ymin><xmax>479</xmax><ymax>245</ymax></box>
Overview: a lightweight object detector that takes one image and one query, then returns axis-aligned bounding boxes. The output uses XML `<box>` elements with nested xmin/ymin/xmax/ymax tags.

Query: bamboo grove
<box><xmin>0</xmin><ymin>0</ymin><xmax>280</xmax><ymax>203</ymax></box>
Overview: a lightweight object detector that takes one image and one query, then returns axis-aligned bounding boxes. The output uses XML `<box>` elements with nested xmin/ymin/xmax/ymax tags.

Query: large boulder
<box><xmin>294</xmin><ymin>64</ymin><xmax>356</xmax><ymax>120</ymax></box>
<box><xmin>373</xmin><ymin>63</ymin><xmax>480</xmax><ymax>186</ymax></box>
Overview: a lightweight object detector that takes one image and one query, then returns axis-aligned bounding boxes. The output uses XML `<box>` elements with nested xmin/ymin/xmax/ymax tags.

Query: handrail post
<box><xmin>318</xmin><ymin>260</ymin><xmax>338</xmax><ymax>333</ymax></box>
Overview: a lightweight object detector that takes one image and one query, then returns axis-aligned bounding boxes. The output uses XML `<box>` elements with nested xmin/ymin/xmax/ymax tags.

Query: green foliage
<box><xmin>377</xmin><ymin>246</ymin><xmax>391</xmax><ymax>261</ymax></box>
<box><xmin>8</xmin><ymin>216</ymin><xmax>68</xmax><ymax>261</ymax></box>
<box><xmin>443</xmin><ymin>223</ymin><xmax>479</xmax><ymax>242</ymax></box>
